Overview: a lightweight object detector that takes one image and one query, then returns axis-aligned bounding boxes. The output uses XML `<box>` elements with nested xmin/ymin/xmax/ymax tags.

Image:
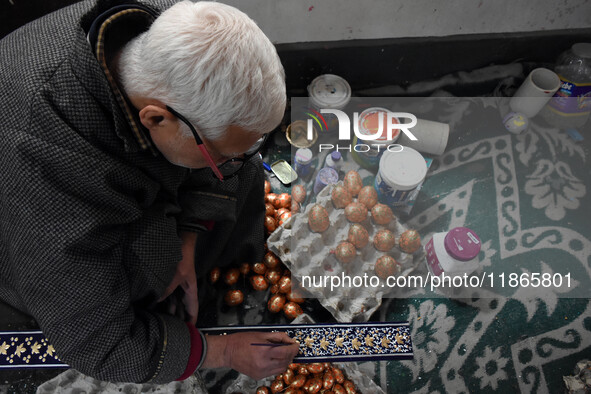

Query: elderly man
<box><xmin>0</xmin><ymin>0</ymin><xmax>298</xmax><ymax>384</ymax></box>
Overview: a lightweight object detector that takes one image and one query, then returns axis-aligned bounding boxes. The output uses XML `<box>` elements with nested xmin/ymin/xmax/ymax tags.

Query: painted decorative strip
<box><xmin>201</xmin><ymin>321</ymin><xmax>413</xmax><ymax>362</ymax></box>
<box><xmin>0</xmin><ymin>331</ymin><xmax>67</xmax><ymax>369</ymax></box>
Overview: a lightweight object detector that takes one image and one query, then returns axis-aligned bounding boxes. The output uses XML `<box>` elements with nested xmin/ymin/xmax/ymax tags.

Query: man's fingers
<box><xmin>183</xmin><ymin>291</ymin><xmax>199</xmax><ymax>325</ymax></box>
<box><xmin>167</xmin><ymin>298</ymin><xmax>177</xmax><ymax>316</ymax></box>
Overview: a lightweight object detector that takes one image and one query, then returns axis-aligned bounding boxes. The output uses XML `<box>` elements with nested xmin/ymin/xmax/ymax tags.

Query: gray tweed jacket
<box><xmin>0</xmin><ymin>0</ymin><xmax>265</xmax><ymax>383</ymax></box>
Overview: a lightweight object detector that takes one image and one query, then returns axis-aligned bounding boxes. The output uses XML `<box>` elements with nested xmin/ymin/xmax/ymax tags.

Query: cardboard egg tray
<box><xmin>267</xmin><ymin>183</ymin><xmax>424</xmax><ymax>323</ymax></box>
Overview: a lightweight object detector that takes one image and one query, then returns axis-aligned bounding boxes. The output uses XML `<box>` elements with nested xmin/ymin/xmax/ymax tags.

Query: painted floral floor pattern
<box><xmin>377</xmin><ymin>97</ymin><xmax>591</xmax><ymax>393</ymax></box>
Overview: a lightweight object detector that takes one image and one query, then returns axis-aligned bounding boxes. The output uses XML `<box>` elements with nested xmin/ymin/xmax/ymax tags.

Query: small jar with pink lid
<box><xmin>425</xmin><ymin>227</ymin><xmax>482</xmax><ymax>277</ymax></box>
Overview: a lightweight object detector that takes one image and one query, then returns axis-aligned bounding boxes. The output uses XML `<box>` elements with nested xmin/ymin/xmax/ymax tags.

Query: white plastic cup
<box><xmin>397</xmin><ymin>118</ymin><xmax>449</xmax><ymax>156</ymax></box>
<box><xmin>509</xmin><ymin>68</ymin><xmax>561</xmax><ymax>118</ymax></box>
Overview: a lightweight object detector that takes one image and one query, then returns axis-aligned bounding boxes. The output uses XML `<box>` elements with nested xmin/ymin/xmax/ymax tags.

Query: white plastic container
<box><xmin>424</xmin><ymin>227</ymin><xmax>482</xmax><ymax>277</ymax></box>
<box><xmin>307</xmin><ymin>74</ymin><xmax>352</xmax><ymax>111</ymax></box>
<box><xmin>374</xmin><ymin>147</ymin><xmax>427</xmax><ymax>207</ymax></box>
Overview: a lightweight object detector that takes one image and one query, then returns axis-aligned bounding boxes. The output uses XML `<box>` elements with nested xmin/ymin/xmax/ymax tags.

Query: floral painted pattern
<box><xmin>401</xmin><ymin>301</ymin><xmax>455</xmax><ymax>382</ymax></box>
<box><xmin>474</xmin><ymin>346</ymin><xmax>509</xmax><ymax>391</ymax></box>
<box><xmin>524</xmin><ymin>159</ymin><xmax>586</xmax><ymax>220</ymax></box>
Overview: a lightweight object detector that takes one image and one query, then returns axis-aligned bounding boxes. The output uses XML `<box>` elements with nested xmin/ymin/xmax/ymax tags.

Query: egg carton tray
<box><xmin>267</xmin><ymin>183</ymin><xmax>424</xmax><ymax>323</ymax></box>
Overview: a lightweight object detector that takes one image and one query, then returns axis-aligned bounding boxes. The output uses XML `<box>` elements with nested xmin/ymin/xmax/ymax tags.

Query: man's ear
<box><xmin>138</xmin><ymin>104</ymin><xmax>176</xmax><ymax>132</ymax></box>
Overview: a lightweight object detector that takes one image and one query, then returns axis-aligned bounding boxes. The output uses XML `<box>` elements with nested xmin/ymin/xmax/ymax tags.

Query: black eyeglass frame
<box><xmin>166</xmin><ymin>105</ymin><xmax>269</xmax><ymax>181</ymax></box>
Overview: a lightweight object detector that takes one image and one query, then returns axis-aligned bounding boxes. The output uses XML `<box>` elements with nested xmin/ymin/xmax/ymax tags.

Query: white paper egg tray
<box><xmin>267</xmin><ymin>183</ymin><xmax>423</xmax><ymax>323</ymax></box>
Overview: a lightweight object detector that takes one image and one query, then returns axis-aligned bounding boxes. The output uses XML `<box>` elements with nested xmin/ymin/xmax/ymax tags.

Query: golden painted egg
<box><xmin>291</xmin><ymin>374</ymin><xmax>306</xmax><ymax>388</ymax></box>
<box><xmin>278</xmin><ymin>275</ymin><xmax>292</xmax><ymax>293</ymax></box>
<box><xmin>265</xmin><ymin>203</ymin><xmax>275</xmax><ymax>217</ymax></box>
<box><xmin>279</xmin><ymin>211</ymin><xmax>292</xmax><ymax>226</ymax></box>
<box><xmin>323</xmin><ymin>370</ymin><xmax>335</xmax><ymax>390</ymax></box>
<box><xmin>344</xmin><ymin>202</ymin><xmax>368</xmax><ymax>223</ymax></box>
<box><xmin>209</xmin><ymin>267</ymin><xmax>220</xmax><ymax>284</ymax></box>
<box><xmin>373</xmin><ymin>229</ymin><xmax>396</xmax><ymax>252</ymax></box>
<box><xmin>265</xmin><ymin>269</ymin><xmax>282</xmax><ymax>285</ymax></box>
<box><xmin>399</xmin><ymin>229</ymin><xmax>422</xmax><ymax>254</ymax></box>
<box><xmin>250</xmin><ymin>274</ymin><xmax>269</xmax><ymax>291</ymax></box>
<box><xmin>265</xmin><ymin>192</ymin><xmax>277</xmax><ymax>205</ymax></box>
<box><xmin>331</xmin><ymin>184</ymin><xmax>352</xmax><ymax>209</ymax></box>
<box><xmin>252</xmin><ymin>262</ymin><xmax>267</xmax><ymax>275</ymax></box>
<box><xmin>343</xmin><ymin>170</ymin><xmax>363</xmax><ymax>197</ymax></box>
<box><xmin>308</xmin><ymin>204</ymin><xmax>330</xmax><ymax>232</ymax></box>
<box><xmin>305</xmin><ymin>378</ymin><xmax>323</xmax><ymax>394</ymax></box>
<box><xmin>268</xmin><ymin>294</ymin><xmax>286</xmax><ymax>313</ymax></box>
<box><xmin>375</xmin><ymin>255</ymin><xmax>401</xmax><ymax>279</ymax></box>
<box><xmin>270</xmin><ymin>379</ymin><xmax>284</xmax><ymax>393</ymax></box>
<box><xmin>343</xmin><ymin>380</ymin><xmax>357</xmax><ymax>394</ymax></box>
<box><xmin>287</xmin><ymin>289</ymin><xmax>305</xmax><ymax>303</ymax></box>
<box><xmin>307</xmin><ymin>363</ymin><xmax>325</xmax><ymax>374</ymax></box>
<box><xmin>283</xmin><ymin>301</ymin><xmax>303</xmax><ymax>319</ymax></box>
<box><xmin>357</xmin><ymin>185</ymin><xmax>378</xmax><ymax>209</ymax></box>
<box><xmin>292</xmin><ymin>184</ymin><xmax>307</xmax><ymax>204</ymax></box>
<box><xmin>263</xmin><ymin>251</ymin><xmax>281</xmax><ymax>270</ymax></box>
<box><xmin>282</xmin><ymin>368</ymin><xmax>295</xmax><ymax>385</ymax></box>
<box><xmin>276</xmin><ymin>193</ymin><xmax>292</xmax><ymax>209</ymax></box>
<box><xmin>223</xmin><ymin>268</ymin><xmax>240</xmax><ymax>286</ymax></box>
<box><xmin>264</xmin><ymin>180</ymin><xmax>272</xmax><ymax>194</ymax></box>
<box><xmin>239</xmin><ymin>262</ymin><xmax>250</xmax><ymax>276</ymax></box>
<box><xmin>270</xmin><ymin>284</ymin><xmax>279</xmax><ymax>294</ymax></box>
<box><xmin>265</xmin><ymin>215</ymin><xmax>277</xmax><ymax>233</ymax></box>
<box><xmin>332</xmin><ymin>367</ymin><xmax>345</xmax><ymax>384</ymax></box>
<box><xmin>289</xmin><ymin>363</ymin><xmax>300</xmax><ymax>370</ymax></box>
<box><xmin>371</xmin><ymin>203</ymin><xmax>395</xmax><ymax>225</ymax></box>
<box><xmin>298</xmin><ymin>365</ymin><xmax>310</xmax><ymax>375</ymax></box>
<box><xmin>224</xmin><ymin>289</ymin><xmax>244</xmax><ymax>306</ymax></box>
<box><xmin>333</xmin><ymin>384</ymin><xmax>346</xmax><ymax>394</ymax></box>
<box><xmin>334</xmin><ymin>241</ymin><xmax>357</xmax><ymax>264</ymax></box>
<box><xmin>275</xmin><ymin>207</ymin><xmax>289</xmax><ymax>220</ymax></box>
<box><xmin>256</xmin><ymin>386</ymin><xmax>270</xmax><ymax>394</ymax></box>
<box><xmin>348</xmin><ymin>223</ymin><xmax>369</xmax><ymax>249</ymax></box>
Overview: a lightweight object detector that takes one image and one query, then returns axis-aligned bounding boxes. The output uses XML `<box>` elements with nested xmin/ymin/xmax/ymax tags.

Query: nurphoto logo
<box><xmin>306</xmin><ymin>109</ymin><xmax>419</xmax><ymax>152</ymax></box>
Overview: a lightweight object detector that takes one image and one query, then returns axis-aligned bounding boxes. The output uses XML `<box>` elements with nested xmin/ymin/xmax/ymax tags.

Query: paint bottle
<box><xmin>324</xmin><ymin>151</ymin><xmax>342</xmax><ymax>171</ymax></box>
<box><xmin>424</xmin><ymin>227</ymin><xmax>482</xmax><ymax>277</ymax></box>
<box><xmin>374</xmin><ymin>147</ymin><xmax>427</xmax><ymax>209</ymax></box>
<box><xmin>313</xmin><ymin>167</ymin><xmax>339</xmax><ymax>195</ymax></box>
<box><xmin>294</xmin><ymin>148</ymin><xmax>314</xmax><ymax>180</ymax></box>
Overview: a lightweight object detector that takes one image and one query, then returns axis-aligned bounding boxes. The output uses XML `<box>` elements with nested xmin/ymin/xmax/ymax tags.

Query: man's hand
<box><xmin>203</xmin><ymin>331</ymin><xmax>299</xmax><ymax>380</ymax></box>
<box><xmin>159</xmin><ymin>232</ymin><xmax>199</xmax><ymax>325</ymax></box>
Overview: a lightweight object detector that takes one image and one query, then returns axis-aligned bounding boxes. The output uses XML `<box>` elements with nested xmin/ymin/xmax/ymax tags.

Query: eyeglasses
<box><xmin>166</xmin><ymin>106</ymin><xmax>269</xmax><ymax>181</ymax></box>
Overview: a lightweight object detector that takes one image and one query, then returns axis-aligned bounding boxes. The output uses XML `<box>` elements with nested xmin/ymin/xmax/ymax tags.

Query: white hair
<box><xmin>118</xmin><ymin>1</ymin><xmax>286</xmax><ymax>140</ymax></box>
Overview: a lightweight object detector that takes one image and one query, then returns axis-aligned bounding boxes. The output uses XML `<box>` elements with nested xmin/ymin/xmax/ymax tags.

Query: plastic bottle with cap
<box><xmin>324</xmin><ymin>151</ymin><xmax>342</xmax><ymax>171</ymax></box>
<box><xmin>542</xmin><ymin>43</ymin><xmax>591</xmax><ymax>129</ymax></box>
<box><xmin>424</xmin><ymin>227</ymin><xmax>482</xmax><ymax>278</ymax></box>
<box><xmin>294</xmin><ymin>148</ymin><xmax>314</xmax><ymax>181</ymax></box>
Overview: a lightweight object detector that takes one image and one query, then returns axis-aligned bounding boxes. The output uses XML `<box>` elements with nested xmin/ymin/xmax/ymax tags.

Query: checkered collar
<box><xmin>87</xmin><ymin>3</ymin><xmax>159</xmax><ymax>154</ymax></box>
